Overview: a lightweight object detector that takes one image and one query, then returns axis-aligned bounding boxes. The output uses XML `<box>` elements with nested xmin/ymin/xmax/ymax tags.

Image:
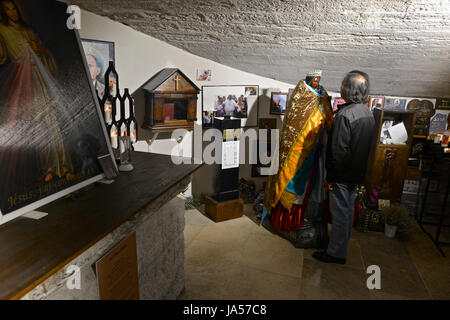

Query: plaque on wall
<box><xmin>436</xmin><ymin>98</ymin><xmax>450</xmax><ymax>110</ymax></box>
<box><xmin>96</xmin><ymin>232</ymin><xmax>140</xmax><ymax>300</ymax></box>
<box><xmin>407</xmin><ymin>99</ymin><xmax>436</xmax><ymax>137</ymax></box>
<box><xmin>0</xmin><ymin>0</ymin><xmax>115</xmax><ymax>225</ymax></box>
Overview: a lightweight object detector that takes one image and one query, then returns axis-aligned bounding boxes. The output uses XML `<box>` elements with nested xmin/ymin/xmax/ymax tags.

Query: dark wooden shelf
<box><xmin>0</xmin><ymin>151</ymin><xmax>202</xmax><ymax>300</ymax></box>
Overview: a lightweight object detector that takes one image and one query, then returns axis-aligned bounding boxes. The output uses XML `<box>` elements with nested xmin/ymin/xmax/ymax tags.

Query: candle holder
<box><xmin>119</xmin><ymin>136</ymin><xmax>134</xmax><ymax>172</ymax></box>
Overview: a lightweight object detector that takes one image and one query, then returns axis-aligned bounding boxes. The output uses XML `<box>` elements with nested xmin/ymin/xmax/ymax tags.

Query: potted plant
<box><xmin>381</xmin><ymin>205</ymin><xmax>412</xmax><ymax>238</ymax></box>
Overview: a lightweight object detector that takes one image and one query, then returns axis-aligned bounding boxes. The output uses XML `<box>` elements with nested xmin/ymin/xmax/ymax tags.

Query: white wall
<box><xmin>79</xmin><ymin>10</ymin><xmax>339</xmax><ymax>196</ymax></box>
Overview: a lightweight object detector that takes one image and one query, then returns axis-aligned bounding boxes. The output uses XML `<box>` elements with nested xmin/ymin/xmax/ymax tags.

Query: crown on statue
<box><xmin>307</xmin><ymin>70</ymin><xmax>322</xmax><ymax>77</ymax></box>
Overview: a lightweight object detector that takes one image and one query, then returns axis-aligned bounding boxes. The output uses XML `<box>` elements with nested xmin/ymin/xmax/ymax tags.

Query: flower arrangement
<box><xmin>381</xmin><ymin>204</ymin><xmax>412</xmax><ymax>238</ymax></box>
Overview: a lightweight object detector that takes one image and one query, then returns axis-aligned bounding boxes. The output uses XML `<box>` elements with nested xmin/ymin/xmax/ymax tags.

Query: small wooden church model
<box><xmin>133</xmin><ymin>68</ymin><xmax>200</xmax><ymax>133</ymax></box>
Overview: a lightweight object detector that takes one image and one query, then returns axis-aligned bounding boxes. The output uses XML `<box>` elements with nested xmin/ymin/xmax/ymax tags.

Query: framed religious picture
<box><xmin>81</xmin><ymin>39</ymin><xmax>115</xmax><ymax>99</ymax></box>
<box><xmin>369</xmin><ymin>96</ymin><xmax>385</xmax><ymax>111</ymax></box>
<box><xmin>270</xmin><ymin>92</ymin><xmax>288</xmax><ymax>115</ymax></box>
<box><xmin>202</xmin><ymin>85</ymin><xmax>259</xmax><ymax>127</ymax></box>
<box><xmin>0</xmin><ymin>0</ymin><xmax>115</xmax><ymax>225</ymax></box>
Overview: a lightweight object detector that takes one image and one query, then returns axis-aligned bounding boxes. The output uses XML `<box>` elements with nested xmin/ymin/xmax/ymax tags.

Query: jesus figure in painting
<box><xmin>0</xmin><ymin>0</ymin><xmax>74</xmax><ymax>183</ymax></box>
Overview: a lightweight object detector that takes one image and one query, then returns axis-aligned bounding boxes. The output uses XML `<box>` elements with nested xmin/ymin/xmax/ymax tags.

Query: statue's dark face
<box><xmin>310</xmin><ymin>77</ymin><xmax>320</xmax><ymax>90</ymax></box>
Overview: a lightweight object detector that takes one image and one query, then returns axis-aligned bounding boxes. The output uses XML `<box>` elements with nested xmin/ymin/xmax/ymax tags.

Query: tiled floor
<box><xmin>179</xmin><ymin>205</ymin><xmax>450</xmax><ymax>300</ymax></box>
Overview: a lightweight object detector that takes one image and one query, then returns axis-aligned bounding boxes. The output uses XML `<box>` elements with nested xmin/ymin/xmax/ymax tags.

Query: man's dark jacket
<box><xmin>326</xmin><ymin>102</ymin><xmax>376</xmax><ymax>184</ymax></box>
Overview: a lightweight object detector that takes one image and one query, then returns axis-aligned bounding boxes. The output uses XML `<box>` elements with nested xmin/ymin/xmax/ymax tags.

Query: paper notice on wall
<box><xmin>222</xmin><ymin>140</ymin><xmax>240</xmax><ymax>170</ymax></box>
<box><xmin>388</xmin><ymin>122</ymin><xmax>408</xmax><ymax>145</ymax></box>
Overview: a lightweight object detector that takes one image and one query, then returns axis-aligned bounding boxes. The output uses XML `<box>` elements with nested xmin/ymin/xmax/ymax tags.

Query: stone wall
<box><xmin>21</xmin><ymin>178</ymin><xmax>189</xmax><ymax>300</ymax></box>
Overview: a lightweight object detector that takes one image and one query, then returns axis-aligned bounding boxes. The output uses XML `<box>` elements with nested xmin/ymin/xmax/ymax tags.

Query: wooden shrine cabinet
<box><xmin>365</xmin><ymin>107</ymin><xmax>416</xmax><ymax>202</ymax></box>
<box><xmin>133</xmin><ymin>68</ymin><xmax>199</xmax><ymax>134</ymax></box>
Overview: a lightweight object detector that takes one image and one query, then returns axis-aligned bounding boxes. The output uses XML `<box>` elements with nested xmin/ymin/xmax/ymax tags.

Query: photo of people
<box><xmin>213</xmin><ymin>94</ymin><xmax>248</xmax><ymax>118</ymax></box>
<box><xmin>197</xmin><ymin>69</ymin><xmax>211</xmax><ymax>81</ymax></box>
<box><xmin>245</xmin><ymin>86</ymin><xmax>257</xmax><ymax>96</ymax></box>
<box><xmin>369</xmin><ymin>96</ymin><xmax>385</xmax><ymax>111</ymax></box>
<box><xmin>81</xmin><ymin>39</ymin><xmax>115</xmax><ymax>99</ymax></box>
<box><xmin>202</xmin><ymin>85</ymin><xmax>259</xmax><ymax>127</ymax></box>
<box><xmin>202</xmin><ymin>110</ymin><xmax>216</xmax><ymax>127</ymax></box>
<box><xmin>270</xmin><ymin>92</ymin><xmax>288</xmax><ymax>114</ymax></box>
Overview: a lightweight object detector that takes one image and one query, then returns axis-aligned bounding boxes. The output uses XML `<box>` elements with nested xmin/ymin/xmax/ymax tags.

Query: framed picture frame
<box><xmin>384</xmin><ymin>98</ymin><xmax>407</xmax><ymax>111</ymax></box>
<box><xmin>270</xmin><ymin>92</ymin><xmax>288</xmax><ymax>115</ymax></box>
<box><xmin>81</xmin><ymin>38</ymin><xmax>115</xmax><ymax>99</ymax></box>
<box><xmin>369</xmin><ymin>96</ymin><xmax>385</xmax><ymax>111</ymax></box>
<box><xmin>436</xmin><ymin>98</ymin><xmax>450</xmax><ymax>110</ymax></box>
<box><xmin>202</xmin><ymin>85</ymin><xmax>259</xmax><ymax>127</ymax></box>
<box><xmin>0</xmin><ymin>0</ymin><xmax>115</xmax><ymax>225</ymax></box>
<box><xmin>196</xmin><ymin>69</ymin><xmax>212</xmax><ymax>81</ymax></box>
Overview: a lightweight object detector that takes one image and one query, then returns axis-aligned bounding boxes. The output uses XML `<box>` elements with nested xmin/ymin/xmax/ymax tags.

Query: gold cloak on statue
<box><xmin>264</xmin><ymin>80</ymin><xmax>333</xmax><ymax>212</ymax></box>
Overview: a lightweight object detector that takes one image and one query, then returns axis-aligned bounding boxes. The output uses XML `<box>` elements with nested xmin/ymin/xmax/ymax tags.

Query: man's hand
<box><xmin>324</xmin><ymin>180</ymin><xmax>333</xmax><ymax>191</ymax></box>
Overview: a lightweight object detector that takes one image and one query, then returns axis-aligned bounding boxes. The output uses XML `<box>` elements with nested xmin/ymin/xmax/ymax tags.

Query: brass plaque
<box><xmin>96</xmin><ymin>232</ymin><xmax>139</xmax><ymax>300</ymax></box>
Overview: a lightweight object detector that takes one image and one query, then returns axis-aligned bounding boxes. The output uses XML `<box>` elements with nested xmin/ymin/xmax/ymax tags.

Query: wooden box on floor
<box><xmin>205</xmin><ymin>196</ymin><xmax>244</xmax><ymax>222</ymax></box>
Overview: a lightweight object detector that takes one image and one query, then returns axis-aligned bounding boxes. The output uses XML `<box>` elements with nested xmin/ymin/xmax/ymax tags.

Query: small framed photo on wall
<box><xmin>81</xmin><ymin>39</ymin><xmax>115</xmax><ymax>99</ymax></box>
<box><xmin>270</xmin><ymin>92</ymin><xmax>288</xmax><ymax>115</ymax></box>
<box><xmin>369</xmin><ymin>96</ymin><xmax>385</xmax><ymax>111</ymax></box>
<box><xmin>197</xmin><ymin>69</ymin><xmax>212</xmax><ymax>81</ymax></box>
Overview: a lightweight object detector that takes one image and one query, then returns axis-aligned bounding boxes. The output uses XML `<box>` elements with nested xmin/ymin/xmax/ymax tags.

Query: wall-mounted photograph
<box><xmin>245</xmin><ymin>86</ymin><xmax>257</xmax><ymax>96</ymax></box>
<box><xmin>197</xmin><ymin>69</ymin><xmax>212</xmax><ymax>81</ymax></box>
<box><xmin>81</xmin><ymin>39</ymin><xmax>115</xmax><ymax>99</ymax></box>
<box><xmin>202</xmin><ymin>85</ymin><xmax>259</xmax><ymax>127</ymax></box>
<box><xmin>369</xmin><ymin>96</ymin><xmax>385</xmax><ymax>111</ymax></box>
<box><xmin>384</xmin><ymin>98</ymin><xmax>407</xmax><ymax>111</ymax></box>
<box><xmin>270</xmin><ymin>92</ymin><xmax>288</xmax><ymax>115</ymax></box>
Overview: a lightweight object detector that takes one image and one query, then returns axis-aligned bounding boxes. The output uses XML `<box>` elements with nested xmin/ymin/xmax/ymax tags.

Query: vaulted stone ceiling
<box><xmin>71</xmin><ymin>0</ymin><xmax>450</xmax><ymax>97</ymax></box>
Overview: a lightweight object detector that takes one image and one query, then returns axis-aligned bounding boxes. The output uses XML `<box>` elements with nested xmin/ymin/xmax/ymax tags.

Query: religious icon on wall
<box><xmin>270</xmin><ymin>92</ymin><xmax>288</xmax><ymax>115</ymax></box>
<box><xmin>81</xmin><ymin>39</ymin><xmax>115</xmax><ymax>99</ymax></box>
<box><xmin>0</xmin><ymin>0</ymin><xmax>114</xmax><ymax>224</ymax></box>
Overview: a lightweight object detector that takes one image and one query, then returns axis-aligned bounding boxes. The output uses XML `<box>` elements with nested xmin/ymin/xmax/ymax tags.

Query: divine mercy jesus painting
<box><xmin>0</xmin><ymin>0</ymin><xmax>113</xmax><ymax>223</ymax></box>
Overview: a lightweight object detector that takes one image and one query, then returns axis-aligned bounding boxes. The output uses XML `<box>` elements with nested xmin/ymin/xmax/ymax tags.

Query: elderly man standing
<box><xmin>313</xmin><ymin>71</ymin><xmax>375</xmax><ymax>264</ymax></box>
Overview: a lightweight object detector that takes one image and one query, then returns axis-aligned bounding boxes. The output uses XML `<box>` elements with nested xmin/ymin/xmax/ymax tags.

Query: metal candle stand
<box><xmin>98</xmin><ymin>61</ymin><xmax>138</xmax><ymax>171</ymax></box>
